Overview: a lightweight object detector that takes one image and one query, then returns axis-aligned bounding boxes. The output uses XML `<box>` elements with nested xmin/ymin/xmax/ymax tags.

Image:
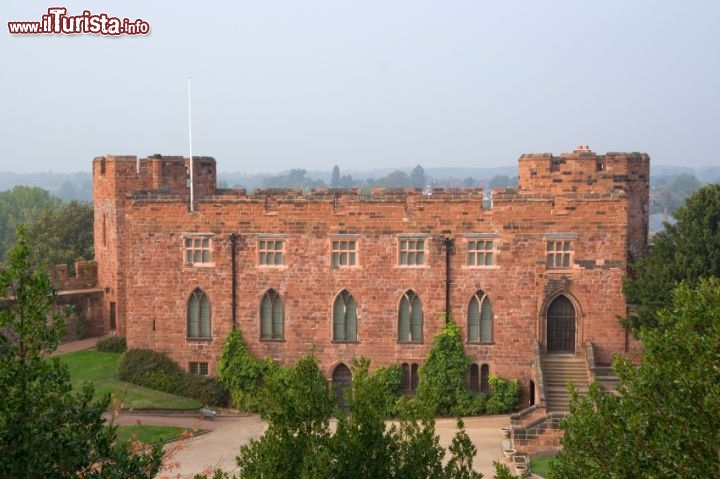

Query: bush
<box><xmin>344</xmin><ymin>359</ymin><xmax>401</xmax><ymax>417</ymax></box>
<box><xmin>117</xmin><ymin>348</ymin><xmax>184</xmax><ymax>384</ymax></box>
<box><xmin>365</xmin><ymin>362</ymin><xmax>402</xmax><ymax>417</ymax></box>
<box><xmin>138</xmin><ymin>370</ymin><xmax>184</xmax><ymax>393</ymax></box>
<box><xmin>416</xmin><ymin>320</ymin><xmax>470</xmax><ymax>416</ymax></box>
<box><xmin>217</xmin><ymin>328</ymin><xmax>275</xmax><ymax>412</ymax></box>
<box><xmin>182</xmin><ymin>374</ymin><xmax>230</xmax><ymax>407</ymax></box>
<box><xmin>96</xmin><ymin>335</ymin><xmax>127</xmax><ymax>353</ymax></box>
<box><xmin>486</xmin><ymin>375</ymin><xmax>521</xmax><ymax>414</ymax></box>
<box><xmin>117</xmin><ymin>348</ymin><xmax>229</xmax><ymax>407</ymax></box>
<box><xmin>451</xmin><ymin>390</ymin><xmax>488</xmax><ymax>416</ymax></box>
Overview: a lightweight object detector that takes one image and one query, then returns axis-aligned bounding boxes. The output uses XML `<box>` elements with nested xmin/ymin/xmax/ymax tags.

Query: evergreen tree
<box><xmin>623</xmin><ymin>183</ymin><xmax>720</xmax><ymax>333</ymax></box>
<box><xmin>331</xmin><ymin>165</ymin><xmax>341</xmax><ymax>188</ymax></box>
<box><xmin>410</xmin><ymin>165</ymin><xmax>426</xmax><ymax>188</ymax></box>
<box><xmin>551</xmin><ymin>279</ymin><xmax>720</xmax><ymax>478</ymax></box>
<box><xmin>0</xmin><ymin>227</ymin><xmax>163</xmax><ymax>478</ymax></box>
<box><xmin>235</xmin><ymin>354</ymin><xmax>484</xmax><ymax>478</ymax></box>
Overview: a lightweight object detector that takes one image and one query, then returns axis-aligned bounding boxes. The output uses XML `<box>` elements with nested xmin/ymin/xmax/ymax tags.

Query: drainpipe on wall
<box><xmin>230</xmin><ymin>233</ymin><xmax>238</xmax><ymax>328</ymax></box>
<box><xmin>444</xmin><ymin>237</ymin><xmax>454</xmax><ymax>323</ymax></box>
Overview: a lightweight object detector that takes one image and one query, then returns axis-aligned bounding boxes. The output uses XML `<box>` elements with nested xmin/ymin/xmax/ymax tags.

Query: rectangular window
<box><xmin>189</xmin><ymin>362</ymin><xmax>209</xmax><ymax>375</ymax></box>
<box><xmin>401</xmin><ymin>363</ymin><xmax>420</xmax><ymax>393</ymax></box>
<box><xmin>332</xmin><ymin>240</ymin><xmax>357</xmax><ymax>267</ymax></box>
<box><xmin>259</xmin><ymin>239</ymin><xmax>285</xmax><ymax>266</ymax></box>
<box><xmin>547</xmin><ymin>240</ymin><xmax>572</xmax><ymax>269</ymax></box>
<box><xmin>399</xmin><ymin>238</ymin><xmax>425</xmax><ymax>266</ymax></box>
<box><xmin>467</xmin><ymin>240</ymin><xmax>494</xmax><ymax>266</ymax></box>
<box><xmin>184</xmin><ymin>235</ymin><xmax>212</xmax><ymax>265</ymax></box>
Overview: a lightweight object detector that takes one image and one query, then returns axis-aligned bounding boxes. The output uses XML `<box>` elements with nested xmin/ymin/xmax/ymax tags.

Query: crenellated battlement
<box><xmin>95</xmin><ymin>149</ymin><xmax>649</xmax><ymax>208</ymax></box>
<box><xmin>93</xmin><ymin>154</ymin><xmax>217</xmax><ymax>201</ymax></box>
<box><xmin>49</xmin><ymin>261</ymin><xmax>98</xmax><ymax>291</ymax></box>
<box><xmin>518</xmin><ymin>146</ymin><xmax>650</xmax><ymax>194</ymax></box>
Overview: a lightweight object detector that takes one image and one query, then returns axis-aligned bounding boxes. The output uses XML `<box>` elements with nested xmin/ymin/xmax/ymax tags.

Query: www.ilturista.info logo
<box><xmin>8</xmin><ymin>7</ymin><xmax>150</xmax><ymax>36</ymax></box>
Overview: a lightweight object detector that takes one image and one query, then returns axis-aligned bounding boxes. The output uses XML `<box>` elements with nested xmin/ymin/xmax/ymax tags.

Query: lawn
<box><xmin>115</xmin><ymin>424</ymin><xmax>192</xmax><ymax>445</ymax></box>
<box><xmin>530</xmin><ymin>454</ymin><xmax>556</xmax><ymax>477</ymax></box>
<box><xmin>60</xmin><ymin>350</ymin><xmax>202</xmax><ymax>410</ymax></box>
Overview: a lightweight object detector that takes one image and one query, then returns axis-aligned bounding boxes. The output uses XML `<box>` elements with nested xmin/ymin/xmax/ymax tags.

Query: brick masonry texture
<box><xmin>92</xmin><ymin>147</ymin><xmax>649</xmax><ymax>403</ymax></box>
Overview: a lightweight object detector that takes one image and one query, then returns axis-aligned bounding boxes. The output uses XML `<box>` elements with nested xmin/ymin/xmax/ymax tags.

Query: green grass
<box><xmin>115</xmin><ymin>425</ymin><xmax>191</xmax><ymax>445</ymax></box>
<box><xmin>60</xmin><ymin>350</ymin><xmax>202</xmax><ymax>410</ymax></box>
<box><xmin>530</xmin><ymin>454</ymin><xmax>556</xmax><ymax>477</ymax></box>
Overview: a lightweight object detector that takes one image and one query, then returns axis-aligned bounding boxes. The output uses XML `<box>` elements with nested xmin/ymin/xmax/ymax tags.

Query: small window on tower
<box><xmin>546</xmin><ymin>240</ymin><xmax>573</xmax><ymax>269</ymax></box>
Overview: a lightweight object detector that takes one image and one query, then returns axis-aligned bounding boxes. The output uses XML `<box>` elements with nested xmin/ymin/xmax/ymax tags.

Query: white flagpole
<box><xmin>187</xmin><ymin>75</ymin><xmax>194</xmax><ymax>212</ymax></box>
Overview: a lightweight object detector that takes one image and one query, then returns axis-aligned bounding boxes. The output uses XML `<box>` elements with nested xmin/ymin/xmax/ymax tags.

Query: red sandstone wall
<box><xmin>92</xmin><ymin>150</ymin><xmax>648</xmax><ymax>392</ymax></box>
<box><xmin>49</xmin><ymin>261</ymin><xmax>98</xmax><ymax>291</ymax></box>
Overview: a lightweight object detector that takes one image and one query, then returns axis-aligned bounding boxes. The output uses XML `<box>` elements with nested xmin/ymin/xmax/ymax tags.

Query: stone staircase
<box><xmin>594</xmin><ymin>365</ymin><xmax>621</xmax><ymax>396</ymax></box>
<box><xmin>541</xmin><ymin>355</ymin><xmax>590</xmax><ymax>412</ymax></box>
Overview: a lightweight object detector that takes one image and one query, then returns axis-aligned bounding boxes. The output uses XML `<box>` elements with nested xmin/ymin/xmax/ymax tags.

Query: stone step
<box><xmin>544</xmin><ymin>372</ymin><xmax>589</xmax><ymax>380</ymax></box>
<box><xmin>541</xmin><ymin>355</ymin><xmax>591</xmax><ymax>412</ymax></box>
<box><xmin>545</xmin><ymin>384</ymin><xmax>589</xmax><ymax>392</ymax></box>
<box><xmin>545</xmin><ymin>378</ymin><xmax>589</xmax><ymax>385</ymax></box>
<box><xmin>543</xmin><ymin>366</ymin><xmax>587</xmax><ymax>376</ymax></box>
<box><xmin>598</xmin><ymin>377</ymin><xmax>621</xmax><ymax>391</ymax></box>
<box><xmin>544</xmin><ymin>367</ymin><xmax>588</xmax><ymax>372</ymax></box>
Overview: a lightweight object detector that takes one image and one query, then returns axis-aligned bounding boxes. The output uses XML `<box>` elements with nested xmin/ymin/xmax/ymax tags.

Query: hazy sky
<box><xmin>3</xmin><ymin>1</ymin><xmax>719</xmax><ymax>173</ymax></box>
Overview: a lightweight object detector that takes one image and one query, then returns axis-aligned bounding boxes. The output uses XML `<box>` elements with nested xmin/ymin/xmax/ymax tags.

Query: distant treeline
<box><xmin>218</xmin><ymin>165</ymin><xmax>520</xmax><ymax>191</ymax></box>
<box><xmin>0</xmin><ymin>186</ymin><xmax>93</xmax><ymax>268</ymax></box>
<box><xmin>1</xmin><ymin>163</ymin><xmax>717</xmax><ymax>212</ymax></box>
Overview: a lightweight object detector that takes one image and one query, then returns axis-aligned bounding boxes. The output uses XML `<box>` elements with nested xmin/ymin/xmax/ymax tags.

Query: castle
<box><xmin>92</xmin><ymin>147</ymin><xmax>649</xmax><ymax>409</ymax></box>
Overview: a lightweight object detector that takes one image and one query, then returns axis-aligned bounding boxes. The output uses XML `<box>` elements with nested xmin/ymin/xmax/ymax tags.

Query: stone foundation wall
<box><xmin>511</xmin><ymin>411</ymin><xmax>567</xmax><ymax>456</ymax></box>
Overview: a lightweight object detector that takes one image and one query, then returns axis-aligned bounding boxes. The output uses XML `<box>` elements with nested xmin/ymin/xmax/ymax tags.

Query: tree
<box><xmin>415</xmin><ymin>320</ymin><xmax>519</xmax><ymax>416</ymax></box>
<box><xmin>623</xmin><ymin>183</ymin><xmax>720</xmax><ymax>333</ymax></box>
<box><xmin>488</xmin><ymin>175</ymin><xmax>516</xmax><ymax>189</ymax></box>
<box><xmin>551</xmin><ymin>279</ymin><xmax>720</xmax><ymax>478</ymax></box>
<box><xmin>331</xmin><ymin>165</ymin><xmax>341</xmax><ymax>188</ymax></box>
<box><xmin>410</xmin><ymin>165</ymin><xmax>426</xmax><ymax>188</ymax></box>
<box><xmin>235</xmin><ymin>354</ymin><xmax>485</xmax><ymax>478</ymax></box>
<box><xmin>650</xmin><ymin>173</ymin><xmax>702</xmax><ymax>216</ymax></box>
<box><xmin>0</xmin><ymin>227</ymin><xmax>163</xmax><ymax>478</ymax></box>
<box><xmin>416</xmin><ymin>320</ymin><xmax>470</xmax><ymax>416</ymax></box>
<box><xmin>0</xmin><ymin>186</ymin><xmax>61</xmax><ymax>263</ymax></box>
<box><xmin>25</xmin><ymin>200</ymin><xmax>94</xmax><ymax>271</ymax></box>
<box><xmin>236</xmin><ymin>354</ymin><xmax>334</xmax><ymax>479</ymax></box>
<box><xmin>383</xmin><ymin>170</ymin><xmax>411</xmax><ymax>188</ymax></box>
<box><xmin>262</xmin><ymin>169</ymin><xmax>326</xmax><ymax>189</ymax></box>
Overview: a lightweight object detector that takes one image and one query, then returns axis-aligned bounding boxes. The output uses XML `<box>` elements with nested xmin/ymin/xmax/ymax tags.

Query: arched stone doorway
<box><xmin>332</xmin><ymin>363</ymin><xmax>352</xmax><ymax>409</ymax></box>
<box><xmin>546</xmin><ymin>295</ymin><xmax>576</xmax><ymax>353</ymax></box>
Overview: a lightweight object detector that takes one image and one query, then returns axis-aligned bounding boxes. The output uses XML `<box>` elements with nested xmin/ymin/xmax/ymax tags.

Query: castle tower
<box><xmin>93</xmin><ymin>154</ymin><xmax>217</xmax><ymax>334</ymax></box>
<box><xmin>517</xmin><ymin>146</ymin><xmax>650</xmax><ymax>266</ymax></box>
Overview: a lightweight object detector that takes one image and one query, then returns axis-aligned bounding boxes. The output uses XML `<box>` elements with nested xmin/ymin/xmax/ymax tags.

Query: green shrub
<box><xmin>344</xmin><ymin>359</ymin><xmax>402</xmax><ymax>417</ymax></box>
<box><xmin>370</xmin><ymin>363</ymin><xmax>402</xmax><ymax>416</ymax></box>
<box><xmin>486</xmin><ymin>375</ymin><xmax>521</xmax><ymax>414</ymax></box>
<box><xmin>182</xmin><ymin>374</ymin><xmax>230</xmax><ymax>407</ymax></box>
<box><xmin>117</xmin><ymin>348</ymin><xmax>229</xmax><ymax>407</ymax></box>
<box><xmin>137</xmin><ymin>370</ymin><xmax>183</xmax><ymax>393</ymax></box>
<box><xmin>217</xmin><ymin>328</ymin><xmax>274</xmax><ymax>412</ymax></box>
<box><xmin>117</xmin><ymin>348</ymin><xmax>184</xmax><ymax>384</ymax></box>
<box><xmin>96</xmin><ymin>335</ymin><xmax>127</xmax><ymax>353</ymax></box>
<box><xmin>416</xmin><ymin>320</ymin><xmax>469</xmax><ymax>416</ymax></box>
<box><xmin>394</xmin><ymin>395</ymin><xmax>433</xmax><ymax>420</ymax></box>
<box><xmin>451</xmin><ymin>390</ymin><xmax>488</xmax><ymax>416</ymax></box>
